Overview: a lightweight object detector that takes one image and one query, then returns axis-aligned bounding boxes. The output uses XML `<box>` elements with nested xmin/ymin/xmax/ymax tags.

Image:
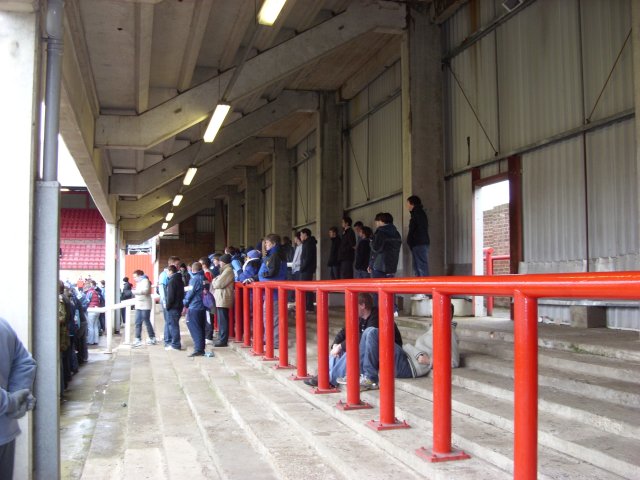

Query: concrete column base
<box><xmin>570</xmin><ymin>306</ymin><xmax>607</xmax><ymax>328</ymax></box>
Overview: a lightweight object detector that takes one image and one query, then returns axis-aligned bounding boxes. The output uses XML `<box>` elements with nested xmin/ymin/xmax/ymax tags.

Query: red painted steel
<box><xmin>233</xmin><ymin>284</ymin><xmax>242</xmax><ymax>342</ymax></box>
<box><xmin>264</xmin><ymin>287</ymin><xmax>276</xmax><ymax>360</ymax></box>
<box><xmin>242</xmin><ymin>286</ymin><xmax>251</xmax><ymax>347</ymax></box>
<box><xmin>291</xmin><ymin>289</ymin><xmax>310</xmax><ymax>380</ymax></box>
<box><xmin>232</xmin><ymin>272</ymin><xmax>640</xmax><ymax>479</ymax></box>
<box><xmin>251</xmin><ymin>285</ymin><xmax>263</xmax><ymax>356</ymax></box>
<box><xmin>313</xmin><ymin>291</ymin><xmax>337</xmax><ymax>393</ymax></box>
<box><xmin>514</xmin><ymin>291</ymin><xmax>538</xmax><ymax>480</ymax></box>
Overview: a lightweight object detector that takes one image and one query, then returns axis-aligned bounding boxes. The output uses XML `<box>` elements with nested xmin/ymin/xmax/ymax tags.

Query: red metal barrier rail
<box><xmin>483</xmin><ymin>247</ymin><xmax>511</xmax><ymax>315</ymax></box>
<box><xmin>234</xmin><ymin>272</ymin><xmax>640</xmax><ymax>480</ymax></box>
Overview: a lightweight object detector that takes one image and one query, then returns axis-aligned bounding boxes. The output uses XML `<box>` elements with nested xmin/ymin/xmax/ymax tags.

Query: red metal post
<box><xmin>418</xmin><ymin>291</ymin><xmax>469</xmax><ymax>461</ymax></box>
<box><xmin>274</xmin><ymin>287</ymin><xmax>294</xmax><ymax>369</ymax></box>
<box><xmin>367</xmin><ymin>290</ymin><xmax>409</xmax><ymax>430</ymax></box>
<box><xmin>252</xmin><ymin>285</ymin><xmax>264</xmax><ymax>356</ymax></box>
<box><xmin>337</xmin><ymin>290</ymin><xmax>371</xmax><ymax>410</ymax></box>
<box><xmin>242</xmin><ymin>285</ymin><xmax>251</xmax><ymax>347</ymax></box>
<box><xmin>233</xmin><ymin>283</ymin><xmax>242</xmax><ymax>342</ymax></box>
<box><xmin>264</xmin><ymin>287</ymin><xmax>276</xmax><ymax>360</ymax></box>
<box><xmin>291</xmin><ymin>288</ymin><xmax>310</xmax><ymax>380</ymax></box>
<box><xmin>314</xmin><ymin>290</ymin><xmax>337</xmax><ymax>393</ymax></box>
<box><xmin>513</xmin><ymin>291</ymin><xmax>538</xmax><ymax>480</ymax></box>
<box><xmin>484</xmin><ymin>248</ymin><xmax>495</xmax><ymax>316</ymax></box>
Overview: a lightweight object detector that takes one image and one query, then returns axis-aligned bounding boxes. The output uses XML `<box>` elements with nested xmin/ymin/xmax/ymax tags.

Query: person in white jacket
<box><xmin>132</xmin><ymin>269</ymin><xmax>157</xmax><ymax>347</ymax></box>
<box><xmin>212</xmin><ymin>255</ymin><xmax>235</xmax><ymax>347</ymax></box>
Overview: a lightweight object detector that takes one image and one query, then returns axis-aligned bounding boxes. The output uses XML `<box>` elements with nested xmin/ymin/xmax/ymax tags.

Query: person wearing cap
<box><xmin>212</xmin><ymin>254</ymin><xmax>235</xmax><ymax>347</ymax></box>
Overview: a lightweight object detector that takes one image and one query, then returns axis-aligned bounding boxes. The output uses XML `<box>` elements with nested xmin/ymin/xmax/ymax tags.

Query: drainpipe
<box><xmin>33</xmin><ymin>0</ymin><xmax>64</xmax><ymax>478</ymax></box>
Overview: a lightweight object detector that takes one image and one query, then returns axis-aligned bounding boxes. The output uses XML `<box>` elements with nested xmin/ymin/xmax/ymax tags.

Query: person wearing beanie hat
<box><xmin>212</xmin><ymin>254</ymin><xmax>235</xmax><ymax>346</ymax></box>
<box><xmin>247</xmin><ymin>249</ymin><xmax>261</xmax><ymax>259</ymax></box>
<box><xmin>238</xmin><ymin>250</ymin><xmax>261</xmax><ymax>284</ymax></box>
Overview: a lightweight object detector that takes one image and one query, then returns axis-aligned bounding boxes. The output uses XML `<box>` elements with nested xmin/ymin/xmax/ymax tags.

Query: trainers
<box><xmin>147</xmin><ymin>337</ymin><xmax>158</xmax><ymax>345</ymax></box>
<box><xmin>303</xmin><ymin>376</ymin><xmax>318</xmax><ymax>387</ymax></box>
<box><xmin>359</xmin><ymin>375</ymin><xmax>378</xmax><ymax>390</ymax></box>
<box><xmin>411</xmin><ymin>294</ymin><xmax>427</xmax><ymax>301</ymax></box>
<box><xmin>164</xmin><ymin>345</ymin><xmax>172</xmax><ymax>351</ymax></box>
<box><xmin>393</xmin><ymin>311</ymin><xmax>399</xmax><ymax>317</ymax></box>
<box><xmin>336</xmin><ymin>376</ymin><xmax>347</xmax><ymax>385</ymax></box>
<box><xmin>205</xmin><ymin>339</ymin><xmax>214</xmax><ymax>345</ymax></box>
<box><xmin>132</xmin><ymin>339</ymin><xmax>142</xmax><ymax>348</ymax></box>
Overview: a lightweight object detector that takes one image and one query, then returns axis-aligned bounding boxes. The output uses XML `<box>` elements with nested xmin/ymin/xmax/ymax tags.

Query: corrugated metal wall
<box><xmin>293</xmin><ymin>132</ymin><xmax>317</xmax><ymax>229</ymax></box>
<box><xmin>345</xmin><ymin>62</ymin><xmax>405</xmax><ymax>275</ymax></box>
<box><xmin>444</xmin><ymin>0</ymin><xmax>637</xmax><ymax>328</ymax></box>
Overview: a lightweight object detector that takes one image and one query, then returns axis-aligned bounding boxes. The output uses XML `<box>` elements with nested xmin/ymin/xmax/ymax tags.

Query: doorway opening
<box><xmin>473</xmin><ymin>179</ymin><xmax>511</xmax><ymax>317</ymax></box>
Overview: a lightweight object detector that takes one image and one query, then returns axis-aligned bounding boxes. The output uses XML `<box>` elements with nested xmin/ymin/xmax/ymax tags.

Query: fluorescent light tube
<box><xmin>258</xmin><ymin>0</ymin><xmax>286</xmax><ymax>26</ymax></box>
<box><xmin>172</xmin><ymin>194</ymin><xmax>183</xmax><ymax>206</ymax></box>
<box><xmin>161</xmin><ymin>222</ymin><xmax>168</xmax><ymax>230</ymax></box>
<box><xmin>165</xmin><ymin>212</ymin><xmax>174</xmax><ymax>221</ymax></box>
<box><xmin>203</xmin><ymin>104</ymin><xmax>231</xmax><ymax>143</ymax></box>
<box><xmin>159</xmin><ymin>232</ymin><xmax>164</xmax><ymax>237</ymax></box>
<box><xmin>183</xmin><ymin>167</ymin><xmax>198</xmax><ymax>185</ymax></box>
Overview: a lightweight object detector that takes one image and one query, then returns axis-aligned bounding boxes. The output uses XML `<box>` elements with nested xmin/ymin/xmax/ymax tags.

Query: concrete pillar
<box><xmin>632</xmin><ymin>1</ymin><xmax>640</xmax><ymax>336</ymax></box>
<box><xmin>316</xmin><ymin>92</ymin><xmax>344</xmax><ymax>279</ymax></box>
<box><xmin>214</xmin><ymin>198</ymin><xmax>226</xmax><ymax>251</ymax></box>
<box><xmin>227</xmin><ymin>190</ymin><xmax>243</xmax><ymax>248</ymax></box>
<box><xmin>401</xmin><ymin>4</ymin><xmax>444</xmax><ymax>275</ymax></box>
<box><xmin>244</xmin><ymin>166</ymin><xmax>261</xmax><ymax>246</ymax></box>
<box><xmin>272</xmin><ymin>137</ymin><xmax>292</xmax><ymax>238</ymax></box>
<box><xmin>0</xmin><ymin>9</ymin><xmax>40</xmax><ymax>479</ymax></box>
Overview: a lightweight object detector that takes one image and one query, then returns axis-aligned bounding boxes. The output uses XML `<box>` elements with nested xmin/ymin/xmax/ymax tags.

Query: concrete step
<box><xmin>460</xmin><ymin>337</ymin><xmax>640</xmax><ymax>384</ymax></box>
<box><xmin>460</xmin><ymin>353</ymin><xmax>640</xmax><ymax>408</ymax></box>
<box><xmin>197</xmin><ymin>347</ymin><xmax>430</xmax><ymax>480</ymax></box>
<box><xmin>393</xmin><ymin>377</ymin><xmax>639</xmax><ymax>479</ymax></box>
<box><xmin>150</xmin><ymin>347</ymin><xmax>276</xmax><ymax>479</ymax></box>
<box><xmin>225</xmin><ymin>343</ymin><xmax>514</xmax><ymax>479</ymax></box>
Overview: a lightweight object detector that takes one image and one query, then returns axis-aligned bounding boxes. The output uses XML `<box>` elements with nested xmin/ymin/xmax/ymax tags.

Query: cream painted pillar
<box><xmin>0</xmin><ymin>8</ymin><xmax>40</xmax><ymax>479</ymax></box>
<box><xmin>244</xmin><ymin>167</ymin><xmax>261</xmax><ymax>247</ymax></box>
<box><xmin>316</xmin><ymin>92</ymin><xmax>344</xmax><ymax>280</ymax></box>
<box><xmin>272</xmin><ymin>138</ymin><xmax>292</xmax><ymax>238</ymax></box>
<box><xmin>401</xmin><ymin>4</ymin><xmax>444</xmax><ymax>276</ymax></box>
<box><xmin>214</xmin><ymin>198</ymin><xmax>226</xmax><ymax>251</ymax></box>
<box><xmin>227</xmin><ymin>189</ymin><xmax>244</xmax><ymax>248</ymax></box>
<box><xmin>632</xmin><ymin>1</ymin><xmax>640</xmax><ymax>336</ymax></box>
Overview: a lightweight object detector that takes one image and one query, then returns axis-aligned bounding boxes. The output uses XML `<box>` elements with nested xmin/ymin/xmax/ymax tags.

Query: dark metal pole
<box><xmin>33</xmin><ymin>0</ymin><xmax>64</xmax><ymax>478</ymax></box>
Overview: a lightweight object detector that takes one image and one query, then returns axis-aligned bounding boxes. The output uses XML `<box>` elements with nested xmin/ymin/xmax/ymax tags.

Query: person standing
<box><xmin>258</xmin><ymin>233</ymin><xmax>288</xmax><ymax>348</ymax></box>
<box><xmin>184</xmin><ymin>262</ymin><xmax>206</xmax><ymax>357</ymax></box>
<box><xmin>369</xmin><ymin>212</ymin><xmax>402</xmax><ymax>314</ymax></box>
<box><xmin>82</xmin><ymin>281</ymin><xmax>101</xmax><ymax>346</ymax></box>
<box><xmin>407</xmin><ymin>195</ymin><xmax>430</xmax><ymax>279</ymax></box>
<box><xmin>131</xmin><ymin>269</ymin><xmax>157</xmax><ymax>347</ymax></box>
<box><xmin>354</xmin><ymin>225</ymin><xmax>372</xmax><ymax>279</ymax></box>
<box><xmin>299</xmin><ymin>228</ymin><xmax>317</xmax><ymax>312</ymax></box>
<box><xmin>0</xmin><ymin>317</ymin><xmax>37</xmax><ymax>479</ymax></box>
<box><xmin>327</xmin><ymin>227</ymin><xmax>341</xmax><ymax>280</ymax></box>
<box><xmin>165</xmin><ymin>265</ymin><xmax>185</xmax><ymax>351</ymax></box>
<box><xmin>159</xmin><ymin>256</ymin><xmax>181</xmax><ymax>348</ymax></box>
<box><xmin>212</xmin><ymin>254</ymin><xmax>235</xmax><ymax>347</ymax></box>
<box><xmin>119</xmin><ymin>277</ymin><xmax>133</xmax><ymax>327</ymax></box>
<box><xmin>338</xmin><ymin>216</ymin><xmax>356</xmax><ymax>279</ymax></box>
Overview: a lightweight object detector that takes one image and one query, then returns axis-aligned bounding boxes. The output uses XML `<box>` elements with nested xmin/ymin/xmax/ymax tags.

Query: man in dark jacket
<box><xmin>327</xmin><ymin>227</ymin><xmax>340</xmax><ymax>280</ymax></box>
<box><xmin>368</xmin><ymin>212</ymin><xmax>402</xmax><ymax>278</ymax></box>
<box><xmin>184</xmin><ymin>262</ymin><xmax>206</xmax><ymax>356</ymax></box>
<box><xmin>406</xmin><ymin>195</ymin><xmax>430</xmax><ymax>277</ymax></box>
<box><xmin>337</xmin><ymin>216</ymin><xmax>356</xmax><ymax>279</ymax></box>
<box><xmin>165</xmin><ymin>265</ymin><xmax>185</xmax><ymax>351</ymax></box>
<box><xmin>259</xmin><ymin>233</ymin><xmax>288</xmax><ymax>349</ymax></box>
<box><xmin>299</xmin><ymin>228</ymin><xmax>317</xmax><ymax>312</ymax></box>
<box><xmin>354</xmin><ymin>225</ymin><xmax>372</xmax><ymax>279</ymax></box>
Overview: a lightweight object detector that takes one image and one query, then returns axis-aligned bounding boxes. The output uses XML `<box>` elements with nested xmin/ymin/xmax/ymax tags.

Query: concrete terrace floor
<box><xmin>59</xmin><ymin>308</ymin><xmax>640</xmax><ymax>479</ymax></box>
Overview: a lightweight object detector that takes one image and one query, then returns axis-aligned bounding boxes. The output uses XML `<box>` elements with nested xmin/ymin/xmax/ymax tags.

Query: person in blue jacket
<box><xmin>183</xmin><ymin>261</ymin><xmax>206</xmax><ymax>357</ymax></box>
<box><xmin>1</xmin><ymin>317</ymin><xmax>37</xmax><ymax>479</ymax></box>
<box><xmin>258</xmin><ymin>234</ymin><xmax>288</xmax><ymax>349</ymax></box>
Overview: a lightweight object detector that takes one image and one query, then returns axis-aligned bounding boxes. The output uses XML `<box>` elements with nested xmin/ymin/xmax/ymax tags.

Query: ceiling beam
<box><xmin>177</xmin><ymin>0</ymin><xmax>214</xmax><ymax>92</ymax></box>
<box><xmin>94</xmin><ymin>0</ymin><xmax>405</xmax><ymax>149</ymax></box>
<box><xmin>109</xmin><ymin>90</ymin><xmax>316</xmax><ymax>196</ymax></box>
<box><xmin>116</xmin><ymin>137</ymin><xmax>272</xmax><ymax>216</ymax></box>
<box><xmin>135</xmin><ymin>3</ymin><xmax>154</xmax><ymax>113</ymax></box>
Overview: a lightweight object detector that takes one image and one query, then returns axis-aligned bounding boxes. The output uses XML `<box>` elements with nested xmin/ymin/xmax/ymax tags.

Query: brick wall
<box><xmin>483</xmin><ymin>203</ymin><xmax>510</xmax><ymax>307</ymax></box>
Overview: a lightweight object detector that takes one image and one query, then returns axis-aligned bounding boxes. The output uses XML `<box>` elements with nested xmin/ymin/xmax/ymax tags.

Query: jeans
<box><xmin>370</xmin><ymin>270</ymin><xmax>398</xmax><ymax>313</ymax></box>
<box><xmin>76</xmin><ymin>321</ymin><xmax>88</xmax><ymax>362</ymax></box>
<box><xmin>162</xmin><ymin>307</ymin><xmax>172</xmax><ymax>345</ymax></box>
<box><xmin>411</xmin><ymin>244</ymin><xmax>430</xmax><ymax>277</ymax></box>
<box><xmin>205</xmin><ymin>310</ymin><xmax>214</xmax><ymax>340</ymax></box>
<box><xmin>187</xmin><ymin>308</ymin><xmax>206</xmax><ymax>353</ymax></box>
<box><xmin>167</xmin><ymin>308</ymin><xmax>182</xmax><ymax>349</ymax></box>
<box><xmin>354</xmin><ymin>269</ymin><xmax>369</xmax><ymax>279</ymax></box>
<box><xmin>359</xmin><ymin>327</ymin><xmax>413</xmax><ymax>382</ymax></box>
<box><xmin>217</xmin><ymin>307</ymin><xmax>229</xmax><ymax>345</ymax></box>
<box><xmin>329</xmin><ymin>352</ymin><xmax>347</xmax><ymax>385</ymax></box>
<box><xmin>339</xmin><ymin>260</ymin><xmax>353</xmax><ymax>279</ymax></box>
<box><xmin>87</xmin><ymin>312</ymin><xmax>100</xmax><ymax>344</ymax></box>
<box><xmin>262</xmin><ymin>292</ymin><xmax>279</xmax><ymax>349</ymax></box>
<box><xmin>329</xmin><ymin>265</ymin><xmax>340</xmax><ymax>280</ymax></box>
<box><xmin>299</xmin><ymin>271</ymin><xmax>315</xmax><ymax>310</ymax></box>
<box><xmin>288</xmin><ymin>271</ymin><xmax>300</xmax><ymax>302</ymax></box>
<box><xmin>135</xmin><ymin>309</ymin><xmax>155</xmax><ymax>340</ymax></box>
<box><xmin>0</xmin><ymin>439</ymin><xmax>15</xmax><ymax>480</ymax></box>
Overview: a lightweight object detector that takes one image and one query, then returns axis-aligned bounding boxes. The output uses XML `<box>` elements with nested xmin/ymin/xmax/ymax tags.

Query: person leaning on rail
<box><xmin>338</xmin><ymin>319</ymin><xmax>460</xmax><ymax>390</ymax></box>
